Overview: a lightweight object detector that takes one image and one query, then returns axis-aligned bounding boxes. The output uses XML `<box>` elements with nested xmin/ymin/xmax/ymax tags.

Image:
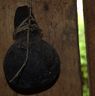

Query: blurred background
<box><xmin>77</xmin><ymin>0</ymin><xmax>89</xmax><ymax>96</ymax></box>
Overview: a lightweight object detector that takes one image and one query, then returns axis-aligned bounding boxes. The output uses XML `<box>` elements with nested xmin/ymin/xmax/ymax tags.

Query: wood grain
<box><xmin>0</xmin><ymin>0</ymin><xmax>82</xmax><ymax>96</ymax></box>
<box><xmin>83</xmin><ymin>0</ymin><xmax>95</xmax><ymax>96</ymax></box>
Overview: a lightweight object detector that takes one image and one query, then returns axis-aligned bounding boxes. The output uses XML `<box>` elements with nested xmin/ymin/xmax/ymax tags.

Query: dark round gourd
<box><xmin>3</xmin><ymin>5</ymin><xmax>60</xmax><ymax>94</ymax></box>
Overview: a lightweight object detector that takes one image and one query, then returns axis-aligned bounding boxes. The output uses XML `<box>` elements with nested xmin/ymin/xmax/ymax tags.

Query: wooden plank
<box><xmin>83</xmin><ymin>0</ymin><xmax>95</xmax><ymax>96</ymax></box>
<box><xmin>0</xmin><ymin>0</ymin><xmax>82</xmax><ymax>96</ymax></box>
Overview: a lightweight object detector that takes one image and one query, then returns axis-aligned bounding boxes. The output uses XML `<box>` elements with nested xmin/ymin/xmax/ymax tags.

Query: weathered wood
<box><xmin>83</xmin><ymin>1</ymin><xmax>95</xmax><ymax>96</ymax></box>
<box><xmin>0</xmin><ymin>0</ymin><xmax>82</xmax><ymax>96</ymax></box>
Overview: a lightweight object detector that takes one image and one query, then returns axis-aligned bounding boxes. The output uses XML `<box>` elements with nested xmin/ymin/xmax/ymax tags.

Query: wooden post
<box><xmin>83</xmin><ymin>0</ymin><xmax>95</xmax><ymax>96</ymax></box>
<box><xmin>0</xmin><ymin>0</ymin><xmax>82</xmax><ymax>96</ymax></box>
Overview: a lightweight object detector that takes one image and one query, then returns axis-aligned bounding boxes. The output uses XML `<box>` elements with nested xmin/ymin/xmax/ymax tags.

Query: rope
<box><xmin>9</xmin><ymin>18</ymin><xmax>30</xmax><ymax>83</ymax></box>
<box><xmin>9</xmin><ymin>1</ymin><xmax>32</xmax><ymax>83</ymax></box>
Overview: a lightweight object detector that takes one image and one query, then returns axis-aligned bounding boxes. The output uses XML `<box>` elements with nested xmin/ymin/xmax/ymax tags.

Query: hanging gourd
<box><xmin>3</xmin><ymin>1</ymin><xmax>60</xmax><ymax>94</ymax></box>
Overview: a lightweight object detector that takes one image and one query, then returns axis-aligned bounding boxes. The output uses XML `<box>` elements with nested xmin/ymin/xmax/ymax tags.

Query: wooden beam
<box><xmin>83</xmin><ymin>0</ymin><xmax>95</xmax><ymax>96</ymax></box>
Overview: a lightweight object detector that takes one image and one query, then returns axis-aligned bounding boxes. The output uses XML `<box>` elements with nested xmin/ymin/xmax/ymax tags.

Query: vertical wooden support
<box><xmin>83</xmin><ymin>1</ymin><xmax>95</xmax><ymax>96</ymax></box>
<box><xmin>0</xmin><ymin>0</ymin><xmax>82</xmax><ymax>96</ymax></box>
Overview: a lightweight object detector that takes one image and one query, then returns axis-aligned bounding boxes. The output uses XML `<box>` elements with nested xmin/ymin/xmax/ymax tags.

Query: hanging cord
<box><xmin>9</xmin><ymin>28</ymin><xmax>29</xmax><ymax>83</ymax></box>
<box><xmin>9</xmin><ymin>2</ymin><xmax>32</xmax><ymax>83</ymax></box>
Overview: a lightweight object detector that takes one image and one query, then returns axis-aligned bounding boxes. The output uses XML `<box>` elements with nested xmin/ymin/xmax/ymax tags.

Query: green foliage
<box><xmin>78</xmin><ymin>15</ymin><xmax>89</xmax><ymax>96</ymax></box>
